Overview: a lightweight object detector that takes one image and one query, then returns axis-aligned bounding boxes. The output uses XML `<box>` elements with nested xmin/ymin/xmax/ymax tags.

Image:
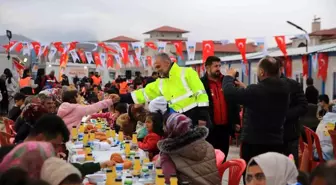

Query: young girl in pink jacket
<box><xmin>57</xmin><ymin>90</ymin><xmax>114</xmax><ymax>131</ymax></box>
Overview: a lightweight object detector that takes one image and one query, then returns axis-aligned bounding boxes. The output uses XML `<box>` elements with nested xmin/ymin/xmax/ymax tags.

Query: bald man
<box><xmin>223</xmin><ymin>56</ymin><xmax>290</xmax><ymax>174</ymax></box>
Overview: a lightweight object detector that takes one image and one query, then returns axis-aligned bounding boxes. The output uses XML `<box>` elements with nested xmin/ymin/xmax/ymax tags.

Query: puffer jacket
<box><xmin>57</xmin><ymin>99</ymin><xmax>113</xmax><ymax>131</ymax></box>
<box><xmin>158</xmin><ymin>127</ymin><xmax>220</xmax><ymax>185</ymax></box>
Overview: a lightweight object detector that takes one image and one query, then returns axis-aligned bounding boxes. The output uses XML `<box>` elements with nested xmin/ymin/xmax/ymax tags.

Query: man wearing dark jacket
<box><xmin>223</xmin><ymin>56</ymin><xmax>290</xmax><ymax>170</ymax></box>
<box><xmin>201</xmin><ymin>56</ymin><xmax>240</xmax><ymax>161</ymax></box>
<box><xmin>305</xmin><ymin>77</ymin><xmax>319</xmax><ymax>104</ymax></box>
<box><xmin>280</xmin><ymin>63</ymin><xmax>308</xmax><ymax>167</ymax></box>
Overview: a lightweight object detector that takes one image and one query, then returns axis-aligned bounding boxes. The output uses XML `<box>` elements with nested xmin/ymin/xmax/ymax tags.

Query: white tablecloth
<box><xmin>66</xmin><ymin>141</ymin><xmax>145</xmax><ymax>163</ymax></box>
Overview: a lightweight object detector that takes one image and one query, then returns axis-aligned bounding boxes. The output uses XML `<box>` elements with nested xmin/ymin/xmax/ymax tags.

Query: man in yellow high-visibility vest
<box><xmin>112</xmin><ymin>53</ymin><xmax>210</xmax><ymax>127</ymax></box>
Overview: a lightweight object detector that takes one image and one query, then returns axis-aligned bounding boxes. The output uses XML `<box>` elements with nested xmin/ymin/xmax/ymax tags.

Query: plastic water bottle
<box><xmin>115</xmin><ymin>163</ymin><xmax>123</xmax><ymax>179</ymax></box>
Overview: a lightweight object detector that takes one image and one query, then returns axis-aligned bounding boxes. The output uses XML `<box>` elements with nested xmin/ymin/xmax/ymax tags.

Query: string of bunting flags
<box><xmin>2</xmin><ymin>32</ymin><xmax>329</xmax><ymax>81</ymax></box>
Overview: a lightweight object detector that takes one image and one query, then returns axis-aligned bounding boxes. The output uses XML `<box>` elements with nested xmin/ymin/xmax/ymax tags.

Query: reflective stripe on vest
<box><xmin>142</xmin><ymin>89</ymin><xmax>150</xmax><ymax>102</ymax></box>
<box><xmin>159</xmin><ymin>68</ymin><xmax>194</xmax><ymax>105</ymax></box>
<box><xmin>175</xmin><ymin>102</ymin><xmax>198</xmax><ymax>113</ymax></box>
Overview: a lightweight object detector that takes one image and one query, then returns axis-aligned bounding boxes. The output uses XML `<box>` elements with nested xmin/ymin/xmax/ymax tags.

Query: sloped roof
<box><xmin>104</xmin><ymin>36</ymin><xmax>139</xmax><ymax>43</ymax></box>
<box><xmin>310</xmin><ymin>28</ymin><xmax>336</xmax><ymax>36</ymax></box>
<box><xmin>143</xmin><ymin>26</ymin><xmax>189</xmax><ymax>34</ymax></box>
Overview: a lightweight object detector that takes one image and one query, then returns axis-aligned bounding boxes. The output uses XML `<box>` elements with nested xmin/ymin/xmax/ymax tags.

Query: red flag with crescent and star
<box><xmin>12</xmin><ymin>58</ymin><xmax>25</xmax><ymax>76</ymax></box>
<box><xmin>133</xmin><ymin>55</ymin><xmax>140</xmax><ymax>67</ymax></box>
<box><xmin>172</xmin><ymin>41</ymin><xmax>183</xmax><ymax>59</ymax></box>
<box><xmin>235</xmin><ymin>38</ymin><xmax>247</xmax><ymax>63</ymax></box>
<box><xmin>119</xmin><ymin>43</ymin><xmax>129</xmax><ymax>64</ymax></box>
<box><xmin>202</xmin><ymin>40</ymin><xmax>214</xmax><ymax>63</ymax></box>
<box><xmin>275</xmin><ymin>36</ymin><xmax>287</xmax><ymax>57</ymax></box>
<box><xmin>93</xmin><ymin>52</ymin><xmax>102</xmax><ymax>67</ymax></box>
<box><xmin>77</xmin><ymin>49</ymin><xmax>87</xmax><ymax>63</ymax></box>
<box><xmin>2</xmin><ymin>41</ymin><xmax>17</xmax><ymax>52</ymax></box>
<box><xmin>53</xmin><ymin>42</ymin><xmax>64</xmax><ymax>53</ymax></box>
<box><xmin>66</xmin><ymin>41</ymin><xmax>78</xmax><ymax>53</ymax></box>
<box><xmin>318</xmin><ymin>53</ymin><xmax>329</xmax><ymax>81</ymax></box>
<box><xmin>285</xmin><ymin>56</ymin><xmax>293</xmax><ymax>78</ymax></box>
<box><xmin>31</xmin><ymin>41</ymin><xmax>41</xmax><ymax>56</ymax></box>
<box><xmin>98</xmin><ymin>42</ymin><xmax>118</xmax><ymax>54</ymax></box>
<box><xmin>59</xmin><ymin>53</ymin><xmax>68</xmax><ymax>68</ymax></box>
<box><xmin>15</xmin><ymin>43</ymin><xmax>23</xmax><ymax>53</ymax></box>
<box><xmin>146</xmin><ymin>56</ymin><xmax>152</xmax><ymax>66</ymax></box>
<box><xmin>302</xmin><ymin>55</ymin><xmax>308</xmax><ymax>77</ymax></box>
<box><xmin>43</xmin><ymin>47</ymin><xmax>49</xmax><ymax>57</ymax></box>
<box><xmin>107</xmin><ymin>54</ymin><xmax>114</xmax><ymax>69</ymax></box>
<box><xmin>145</xmin><ymin>42</ymin><xmax>157</xmax><ymax>50</ymax></box>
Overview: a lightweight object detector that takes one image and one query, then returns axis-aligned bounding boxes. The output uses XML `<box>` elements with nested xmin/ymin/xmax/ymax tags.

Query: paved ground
<box><xmin>222</xmin><ymin>145</ymin><xmax>244</xmax><ymax>184</ymax></box>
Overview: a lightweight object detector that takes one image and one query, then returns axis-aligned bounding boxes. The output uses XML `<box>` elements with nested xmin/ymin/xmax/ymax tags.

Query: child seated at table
<box><xmin>138</xmin><ymin>112</ymin><xmax>164</xmax><ymax>159</ymax></box>
<box><xmin>41</xmin><ymin>157</ymin><xmax>82</xmax><ymax>185</ymax></box>
<box><xmin>57</xmin><ymin>90</ymin><xmax>114</xmax><ymax>131</ymax></box>
<box><xmin>116</xmin><ymin>104</ymin><xmax>148</xmax><ymax>140</ymax></box>
<box><xmin>90</xmin><ymin>103</ymin><xmax>127</xmax><ymax>133</ymax></box>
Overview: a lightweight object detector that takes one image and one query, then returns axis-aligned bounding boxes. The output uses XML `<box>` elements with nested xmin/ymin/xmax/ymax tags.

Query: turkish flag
<box><xmin>285</xmin><ymin>56</ymin><xmax>292</xmax><ymax>78</ymax></box>
<box><xmin>318</xmin><ymin>53</ymin><xmax>329</xmax><ymax>81</ymax></box>
<box><xmin>107</xmin><ymin>54</ymin><xmax>114</xmax><ymax>69</ymax></box>
<box><xmin>302</xmin><ymin>55</ymin><xmax>308</xmax><ymax>77</ymax></box>
<box><xmin>68</xmin><ymin>41</ymin><xmax>78</xmax><ymax>51</ymax></box>
<box><xmin>119</xmin><ymin>43</ymin><xmax>129</xmax><ymax>64</ymax></box>
<box><xmin>133</xmin><ymin>55</ymin><xmax>140</xmax><ymax>67</ymax></box>
<box><xmin>145</xmin><ymin>42</ymin><xmax>157</xmax><ymax>50</ymax></box>
<box><xmin>235</xmin><ymin>38</ymin><xmax>247</xmax><ymax>63</ymax></box>
<box><xmin>13</xmin><ymin>59</ymin><xmax>25</xmax><ymax>75</ymax></box>
<box><xmin>31</xmin><ymin>41</ymin><xmax>41</xmax><ymax>56</ymax></box>
<box><xmin>3</xmin><ymin>41</ymin><xmax>17</xmax><ymax>52</ymax></box>
<box><xmin>43</xmin><ymin>48</ymin><xmax>49</xmax><ymax>57</ymax></box>
<box><xmin>59</xmin><ymin>53</ymin><xmax>68</xmax><ymax>68</ymax></box>
<box><xmin>77</xmin><ymin>49</ymin><xmax>87</xmax><ymax>63</ymax></box>
<box><xmin>202</xmin><ymin>40</ymin><xmax>214</xmax><ymax>63</ymax></box>
<box><xmin>93</xmin><ymin>52</ymin><xmax>102</xmax><ymax>67</ymax></box>
<box><xmin>98</xmin><ymin>42</ymin><xmax>118</xmax><ymax>53</ymax></box>
<box><xmin>15</xmin><ymin>43</ymin><xmax>23</xmax><ymax>53</ymax></box>
<box><xmin>275</xmin><ymin>36</ymin><xmax>287</xmax><ymax>57</ymax></box>
<box><xmin>146</xmin><ymin>56</ymin><xmax>152</xmax><ymax>66</ymax></box>
<box><xmin>53</xmin><ymin>42</ymin><xmax>64</xmax><ymax>53</ymax></box>
<box><xmin>172</xmin><ymin>41</ymin><xmax>183</xmax><ymax>59</ymax></box>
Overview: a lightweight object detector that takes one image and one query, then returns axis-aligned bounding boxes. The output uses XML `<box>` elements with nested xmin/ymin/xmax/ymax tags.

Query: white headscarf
<box><xmin>148</xmin><ymin>96</ymin><xmax>167</xmax><ymax>114</ymax></box>
<box><xmin>246</xmin><ymin>152</ymin><xmax>298</xmax><ymax>185</ymax></box>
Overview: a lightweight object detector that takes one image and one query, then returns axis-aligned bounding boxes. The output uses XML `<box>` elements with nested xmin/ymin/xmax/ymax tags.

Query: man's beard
<box><xmin>210</xmin><ymin>71</ymin><xmax>221</xmax><ymax>78</ymax></box>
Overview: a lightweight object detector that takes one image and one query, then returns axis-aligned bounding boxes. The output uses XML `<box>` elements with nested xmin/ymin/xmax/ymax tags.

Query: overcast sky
<box><xmin>0</xmin><ymin>0</ymin><xmax>335</xmax><ymax>46</ymax></box>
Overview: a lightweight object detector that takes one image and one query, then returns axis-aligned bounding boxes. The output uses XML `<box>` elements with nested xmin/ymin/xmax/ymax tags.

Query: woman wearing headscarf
<box><xmin>4</xmin><ymin>68</ymin><xmax>19</xmax><ymax>110</ymax></box>
<box><xmin>157</xmin><ymin>113</ymin><xmax>220</xmax><ymax>185</ymax></box>
<box><xmin>246</xmin><ymin>152</ymin><xmax>298</xmax><ymax>185</ymax></box>
<box><xmin>0</xmin><ymin>141</ymin><xmax>55</xmax><ymax>179</ymax></box>
<box><xmin>14</xmin><ymin>103</ymin><xmax>48</xmax><ymax>143</ymax></box>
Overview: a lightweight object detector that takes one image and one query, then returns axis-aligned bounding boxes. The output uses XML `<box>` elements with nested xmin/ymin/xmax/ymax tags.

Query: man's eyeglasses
<box><xmin>246</xmin><ymin>173</ymin><xmax>266</xmax><ymax>183</ymax></box>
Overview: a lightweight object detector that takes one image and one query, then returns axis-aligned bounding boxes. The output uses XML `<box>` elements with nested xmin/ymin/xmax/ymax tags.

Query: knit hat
<box><xmin>165</xmin><ymin>113</ymin><xmax>192</xmax><ymax>138</ymax></box>
<box><xmin>40</xmin><ymin>157</ymin><xmax>82</xmax><ymax>185</ymax></box>
<box><xmin>148</xmin><ymin>96</ymin><xmax>168</xmax><ymax>114</ymax></box>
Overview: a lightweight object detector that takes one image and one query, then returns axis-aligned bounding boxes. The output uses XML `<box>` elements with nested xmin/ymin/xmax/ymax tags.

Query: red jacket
<box><xmin>138</xmin><ymin>132</ymin><xmax>161</xmax><ymax>153</ymax></box>
<box><xmin>208</xmin><ymin>75</ymin><xmax>228</xmax><ymax>125</ymax></box>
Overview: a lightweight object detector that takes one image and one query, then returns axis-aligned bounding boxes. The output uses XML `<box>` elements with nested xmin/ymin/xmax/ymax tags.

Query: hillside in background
<box><xmin>0</xmin><ymin>34</ymin><xmax>33</xmax><ymax>53</ymax></box>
